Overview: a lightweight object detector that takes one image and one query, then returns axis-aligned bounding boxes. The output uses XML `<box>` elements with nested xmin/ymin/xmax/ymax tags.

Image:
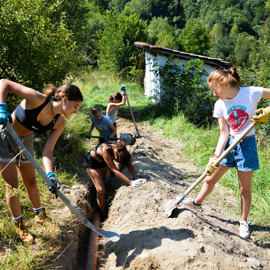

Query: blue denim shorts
<box><xmin>220</xmin><ymin>135</ymin><xmax>259</xmax><ymax>171</ymax></box>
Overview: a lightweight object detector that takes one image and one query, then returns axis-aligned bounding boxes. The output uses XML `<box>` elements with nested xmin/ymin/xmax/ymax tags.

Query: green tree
<box><xmin>48</xmin><ymin>0</ymin><xmax>91</xmax><ymax>52</ymax></box>
<box><xmin>0</xmin><ymin>0</ymin><xmax>84</xmax><ymax>90</ymax></box>
<box><xmin>109</xmin><ymin>0</ymin><xmax>130</xmax><ymax>13</ymax></box>
<box><xmin>180</xmin><ymin>18</ymin><xmax>210</xmax><ymax>55</ymax></box>
<box><xmin>123</xmin><ymin>0</ymin><xmax>151</xmax><ymax>20</ymax></box>
<box><xmin>233</xmin><ymin>33</ymin><xmax>251</xmax><ymax>66</ymax></box>
<box><xmin>148</xmin><ymin>17</ymin><xmax>178</xmax><ymax>49</ymax></box>
<box><xmin>96</xmin><ymin>11</ymin><xmax>147</xmax><ymax>77</ymax></box>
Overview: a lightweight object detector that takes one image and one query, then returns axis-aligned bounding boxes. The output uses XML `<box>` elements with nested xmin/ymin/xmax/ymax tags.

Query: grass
<box><xmin>0</xmin><ymin>70</ymin><xmax>152</xmax><ymax>269</ymax></box>
<box><xmin>0</xmin><ymin>70</ymin><xmax>269</xmax><ymax>268</ymax></box>
<box><xmin>140</xmin><ymin>102</ymin><xmax>270</xmax><ymax>227</ymax></box>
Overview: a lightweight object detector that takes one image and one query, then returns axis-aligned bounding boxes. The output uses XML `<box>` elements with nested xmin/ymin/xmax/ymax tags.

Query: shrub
<box><xmin>0</xmin><ymin>0</ymin><xmax>84</xmax><ymax>90</ymax></box>
<box><xmin>153</xmin><ymin>58</ymin><xmax>216</xmax><ymax>127</ymax></box>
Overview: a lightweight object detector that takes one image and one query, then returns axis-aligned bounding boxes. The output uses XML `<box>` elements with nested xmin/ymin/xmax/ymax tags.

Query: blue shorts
<box><xmin>220</xmin><ymin>135</ymin><xmax>259</xmax><ymax>171</ymax></box>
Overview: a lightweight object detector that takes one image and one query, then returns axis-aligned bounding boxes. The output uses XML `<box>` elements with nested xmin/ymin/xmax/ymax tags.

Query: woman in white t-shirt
<box><xmin>184</xmin><ymin>67</ymin><xmax>270</xmax><ymax>239</ymax></box>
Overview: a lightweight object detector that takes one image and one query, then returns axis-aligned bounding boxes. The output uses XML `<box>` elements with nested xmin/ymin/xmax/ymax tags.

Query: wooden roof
<box><xmin>134</xmin><ymin>42</ymin><xmax>230</xmax><ymax>68</ymax></box>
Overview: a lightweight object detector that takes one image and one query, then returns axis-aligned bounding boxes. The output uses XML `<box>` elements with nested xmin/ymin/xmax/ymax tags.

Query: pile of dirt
<box><xmin>98</xmin><ymin>118</ymin><xmax>270</xmax><ymax>270</ymax></box>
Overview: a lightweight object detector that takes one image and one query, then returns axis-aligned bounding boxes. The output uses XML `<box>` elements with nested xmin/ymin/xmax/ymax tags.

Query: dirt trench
<box><xmin>51</xmin><ymin>117</ymin><xmax>270</xmax><ymax>270</ymax></box>
<box><xmin>97</xmin><ymin>118</ymin><xmax>270</xmax><ymax>270</ymax></box>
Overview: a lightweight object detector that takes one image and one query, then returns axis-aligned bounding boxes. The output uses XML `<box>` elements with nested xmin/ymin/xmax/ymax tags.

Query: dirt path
<box><xmin>99</xmin><ymin>117</ymin><xmax>270</xmax><ymax>270</ymax></box>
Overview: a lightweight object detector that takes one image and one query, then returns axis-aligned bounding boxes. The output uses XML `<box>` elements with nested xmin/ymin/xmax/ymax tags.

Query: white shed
<box><xmin>134</xmin><ymin>42</ymin><xmax>230</xmax><ymax>99</ymax></box>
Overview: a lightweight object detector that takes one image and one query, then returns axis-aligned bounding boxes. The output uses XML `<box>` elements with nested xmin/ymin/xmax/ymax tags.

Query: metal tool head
<box><xmin>119</xmin><ymin>133</ymin><xmax>136</xmax><ymax>145</ymax></box>
<box><xmin>164</xmin><ymin>199</ymin><xmax>178</xmax><ymax>217</ymax></box>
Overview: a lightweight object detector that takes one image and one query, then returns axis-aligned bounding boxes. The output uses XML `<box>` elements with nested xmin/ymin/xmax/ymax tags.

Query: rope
<box><xmin>0</xmin><ymin>149</ymin><xmax>25</xmax><ymax>175</ymax></box>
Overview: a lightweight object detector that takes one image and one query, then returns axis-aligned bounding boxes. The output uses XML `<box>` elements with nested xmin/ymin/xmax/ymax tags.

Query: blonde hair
<box><xmin>208</xmin><ymin>67</ymin><xmax>240</xmax><ymax>88</ymax></box>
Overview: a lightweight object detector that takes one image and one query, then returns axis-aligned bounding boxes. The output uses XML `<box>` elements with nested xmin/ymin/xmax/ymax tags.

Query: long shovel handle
<box><xmin>5</xmin><ymin>122</ymin><xmax>120</xmax><ymax>242</ymax></box>
<box><xmin>125</xmin><ymin>94</ymin><xmax>141</xmax><ymax>138</ymax></box>
<box><xmin>175</xmin><ymin>121</ymin><xmax>257</xmax><ymax>205</ymax></box>
<box><xmin>90</xmin><ymin>136</ymin><xmax>119</xmax><ymax>140</ymax></box>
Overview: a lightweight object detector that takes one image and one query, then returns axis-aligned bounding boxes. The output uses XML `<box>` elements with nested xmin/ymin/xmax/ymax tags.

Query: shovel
<box><xmin>164</xmin><ymin>121</ymin><xmax>257</xmax><ymax>217</ymax></box>
<box><xmin>6</xmin><ymin>122</ymin><xmax>120</xmax><ymax>242</ymax></box>
<box><xmin>90</xmin><ymin>132</ymin><xmax>136</xmax><ymax>145</ymax></box>
<box><xmin>121</xmin><ymin>85</ymin><xmax>141</xmax><ymax>138</ymax></box>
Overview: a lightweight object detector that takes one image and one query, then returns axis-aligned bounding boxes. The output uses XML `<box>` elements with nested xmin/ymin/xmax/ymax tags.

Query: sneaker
<box><xmin>35</xmin><ymin>208</ymin><xmax>47</xmax><ymax>225</ymax></box>
<box><xmin>15</xmin><ymin>219</ymin><xmax>34</xmax><ymax>245</ymax></box>
<box><xmin>239</xmin><ymin>221</ymin><xmax>250</xmax><ymax>239</ymax></box>
<box><xmin>130</xmin><ymin>178</ymin><xmax>147</xmax><ymax>187</ymax></box>
<box><xmin>183</xmin><ymin>197</ymin><xmax>201</xmax><ymax>209</ymax></box>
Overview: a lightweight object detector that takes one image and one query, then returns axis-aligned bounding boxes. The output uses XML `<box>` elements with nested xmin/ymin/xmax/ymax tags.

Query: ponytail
<box><xmin>44</xmin><ymin>84</ymin><xmax>83</xmax><ymax>102</ymax></box>
<box><xmin>108</xmin><ymin>95</ymin><xmax>114</xmax><ymax>103</ymax></box>
<box><xmin>208</xmin><ymin>67</ymin><xmax>240</xmax><ymax>88</ymax></box>
<box><xmin>107</xmin><ymin>92</ymin><xmax>123</xmax><ymax>103</ymax></box>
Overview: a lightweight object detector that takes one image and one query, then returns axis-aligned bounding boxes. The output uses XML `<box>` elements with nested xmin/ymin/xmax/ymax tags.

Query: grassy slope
<box><xmin>0</xmin><ymin>71</ymin><xmax>269</xmax><ymax>268</ymax></box>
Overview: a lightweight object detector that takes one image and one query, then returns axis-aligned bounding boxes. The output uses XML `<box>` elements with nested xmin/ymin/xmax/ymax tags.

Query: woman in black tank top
<box><xmin>0</xmin><ymin>79</ymin><xmax>83</xmax><ymax>244</ymax></box>
<box><xmin>84</xmin><ymin>140</ymin><xmax>147</xmax><ymax>214</ymax></box>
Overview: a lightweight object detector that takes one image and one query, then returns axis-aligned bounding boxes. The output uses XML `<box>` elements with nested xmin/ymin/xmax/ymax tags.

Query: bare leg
<box><xmin>86</xmin><ymin>168</ymin><xmax>106</xmax><ymax>213</ymax></box>
<box><xmin>195</xmin><ymin>165</ymin><xmax>230</xmax><ymax>205</ymax></box>
<box><xmin>0</xmin><ymin>162</ymin><xmax>21</xmax><ymax>218</ymax></box>
<box><xmin>237</xmin><ymin>170</ymin><xmax>253</xmax><ymax>221</ymax></box>
<box><xmin>17</xmin><ymin>162</ymin><xmax>41</xmax><ymax>209</ymax></box>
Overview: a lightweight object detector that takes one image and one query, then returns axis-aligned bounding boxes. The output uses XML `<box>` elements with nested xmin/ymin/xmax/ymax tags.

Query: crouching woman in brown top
<box><xmin>84</xmin><ymin>140</ymin><xmax>147</xmax><ymax>213</ymax></box>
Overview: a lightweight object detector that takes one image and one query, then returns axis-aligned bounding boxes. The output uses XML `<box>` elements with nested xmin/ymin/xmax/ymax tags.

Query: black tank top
<box><xmin>14</xmin><ymin>97</ymin><xmax>60</xmax><ymax>133</ymax></box>
<box><xmin>94</xmin><ymin>142</ymin><xmax>114</xmax><ymax>162</ymax></box>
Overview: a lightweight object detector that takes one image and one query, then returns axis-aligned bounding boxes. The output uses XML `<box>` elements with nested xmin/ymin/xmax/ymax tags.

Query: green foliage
<box><xmin>0</xmin><ymin>0</ymin><xmax>84</xmax><ymax>90</ymax></box>
<box><xmin>96</xmin><ymin>11</ymin><xmax>147</xmax><ymax>77</ymax></box>
<box><xmin>122</xmin><ymin>0</ymin><xmax>185</xmax><ymax>28</ymax></box>
<box><xmin>154</xmin><ymin>58</ymin><xmax>216</xmax><ymax>126</ymax></box>
<box><xmin>180</xmin><ymin>18</ymin><xmax>210</xmax><ymax>55</ymax></box>
<box><xmin>147</xmin><ymin>17</ymin><xmax>178</xmax><ymax>49</ymax></box>
<box><xmin>123</xmin><ymin>0</ymin><xmax>151</xmax><ymax>20</ymax></box>
<box><xmin>109</xmin><ymin>0</ymin><xmax>130</xmax><ymax>13</ymax></box>
<box><xmin>85</xmin><ymin>2</ymin><xmax>106</xmax><ymax>67</ymax></box>
<box><xmin>48</xmin><ymin>0</ymin><xmax>91</xmax><ymax>51</ymax></box>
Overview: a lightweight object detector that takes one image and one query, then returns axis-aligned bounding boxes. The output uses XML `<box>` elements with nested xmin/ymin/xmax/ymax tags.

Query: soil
<box><xmin>98</xmin><ymin>117</ymin><xmax>270</xmax><ymax>270</ymax></box>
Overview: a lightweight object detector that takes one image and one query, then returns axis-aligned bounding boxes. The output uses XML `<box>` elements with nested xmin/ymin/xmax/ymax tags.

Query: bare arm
<box><xmin>262</xmin><ymin>88</ymin><xmax>270</xmax><ymax>99</ymax></box>
<box><xmin>102</xmin><ymin>149</ymin><xmax>131</xmax><ymax>185</ymax></box>
<box><xmin>214</xmin><ymin>117</ymin><xmax>230</xmax><ymax>157</ymax></box>
<box><xmin>0</xmin><ymin>79</ymin><xmax>44</xmax><ymax>105</ymax></box>
<box><xmin>107</xmin><ymin>96</ymin><xmax>127</xmax><ymax>112</ymax></box>
<box><xmin>42</xmin><ymin>116</ymin><xmax>65</xmax><ymax>173</ymax></box>
<box><xmin>89</xmin><ymin>122</ymin><xmax>95</xmax><ymax>133</ymax></box>
<box><xmin>109</xmin><ymin>123</ymin><xmax>116</xmax><ymax>138</ymax></box>
<box><xmin>126</xmin><ymin>161</ymin><xmax>137</xmax><ymax>179</ymax></box>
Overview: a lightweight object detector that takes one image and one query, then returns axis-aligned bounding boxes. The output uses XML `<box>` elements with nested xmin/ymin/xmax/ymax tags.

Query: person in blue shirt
<box><xmin>88</xmin><ymin>106</ymin><xmax>116</xmax><ymax>144</ymax></box>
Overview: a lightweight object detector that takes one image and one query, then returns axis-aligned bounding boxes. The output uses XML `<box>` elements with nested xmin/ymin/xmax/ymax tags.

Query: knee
<box><xmin>239</xmin><ymin>186</ymin><xmax>251</xmax><ymax>197</ymax></box>
<box><xmin>204</xmin><ymin>176</ymin><xmax>218</xmax><ymax>187</ymax></box>
<box><xmin>6</xmin><ymin>183</ymin><xmax>19</xmax><ymax>198</ymax></box>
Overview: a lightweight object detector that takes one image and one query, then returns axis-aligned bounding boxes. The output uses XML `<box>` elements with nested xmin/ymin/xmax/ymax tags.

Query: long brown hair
<box><xmin>44</xmin><ymin>84</ymin><xmax>83</xmax><ymax>102</ymax></box>
<box><xmin>114</xmin><ymin>140</ymin><xmax>130</xmax><ymax>166</ymax></box>
<box><xmin>208</xmin><ymin>67</ymin><xmax>240</xmax><ymax>88</ymax></box>
<box><xmin>108</xmin><ymin>92</ymin><xmax>123</xmax><ymax>103</ymax></box>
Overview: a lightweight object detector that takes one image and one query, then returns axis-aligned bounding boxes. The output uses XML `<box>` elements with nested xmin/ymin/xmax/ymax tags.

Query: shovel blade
<box><xmin>119</xmin><ymin>133</ymin><xmax>136</xmax><ymax>145</ymax></box>
<box><xmin>164</xmin><ymin>199</ymin><xmax>178</xmax><ymax>217</ymax></box>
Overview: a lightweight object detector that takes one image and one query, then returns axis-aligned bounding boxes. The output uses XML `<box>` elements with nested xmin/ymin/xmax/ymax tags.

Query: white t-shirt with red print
<box><xmin>213</xmin><ymin>86</ymin><xmax>263</xmax><ymax>137</ymax></box>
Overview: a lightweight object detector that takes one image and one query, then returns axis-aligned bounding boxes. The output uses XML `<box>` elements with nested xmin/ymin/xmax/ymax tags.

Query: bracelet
<box><xmin>211</xmin><ymin>153</ymin><xmax>219</xmax><ymax>158</ymax></box>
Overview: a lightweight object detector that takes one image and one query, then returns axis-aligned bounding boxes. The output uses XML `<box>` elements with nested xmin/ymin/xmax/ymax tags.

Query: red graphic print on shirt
<box><xmin>227</xmin><ymin>109</ymin><xmax>249</xmax><ymax>132</ymax></box>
